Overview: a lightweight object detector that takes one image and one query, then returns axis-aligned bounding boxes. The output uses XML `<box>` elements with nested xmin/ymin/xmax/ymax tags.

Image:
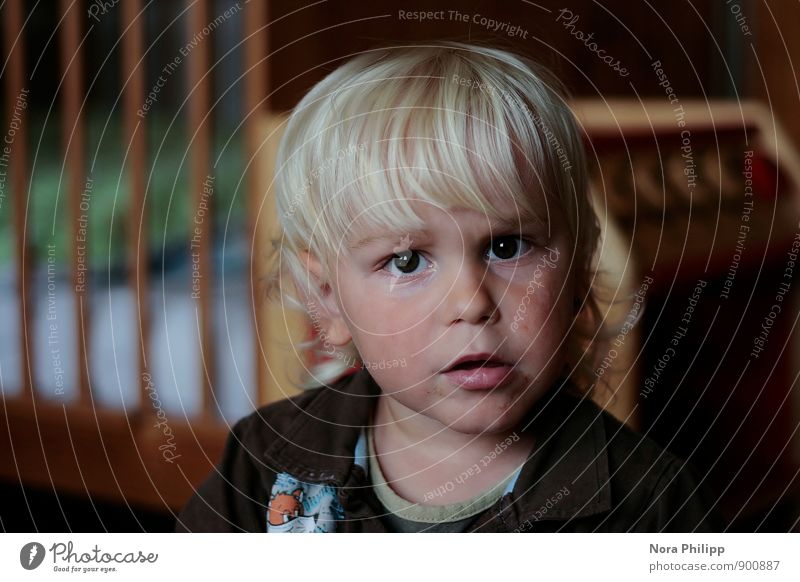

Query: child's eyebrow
<box><xmin>350</xmin><ymin>217</ymin><xmax>531</xmax><ymax>250</ymax></box>
<box><xmin>350</xmin><ymin>230</ymin><xmax>430</xmax><ymax>250</ymax></box>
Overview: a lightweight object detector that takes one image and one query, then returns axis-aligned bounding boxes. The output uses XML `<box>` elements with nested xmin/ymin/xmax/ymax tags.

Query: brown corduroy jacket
<box><xmin>175</xmin><ymin>368</ymin><xmax>720</xmax><ymax>533</ymax></box>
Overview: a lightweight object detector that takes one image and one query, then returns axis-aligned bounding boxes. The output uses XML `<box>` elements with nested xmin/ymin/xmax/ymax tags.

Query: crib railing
<box><xmin>0</xmin><ymin>0</ymin><xmax>294</xmax><ymax>513</ymax></box>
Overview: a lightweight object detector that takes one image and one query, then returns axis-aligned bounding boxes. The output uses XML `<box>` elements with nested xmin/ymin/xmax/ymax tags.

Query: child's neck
<box><xmin>371</xmin><ymin>394</ymin><xmax>536</xmax><ymax>505</ymax></box>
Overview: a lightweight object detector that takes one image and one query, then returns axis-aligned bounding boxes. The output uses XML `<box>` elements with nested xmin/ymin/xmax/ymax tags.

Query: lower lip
<box><xmin>442</xmin><ymin>364</ymin><xmax>514</xmax><ymax>390</ymax></box>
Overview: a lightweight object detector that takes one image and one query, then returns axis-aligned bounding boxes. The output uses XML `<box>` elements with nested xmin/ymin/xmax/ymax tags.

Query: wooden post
<box><xmin>3</xmin><ymin>0</ymin><xmax>33</xmax><ymax>400</ymax></box>
<box><xmin>243</xmin><ymin>0</ymin><xmax>273</xmax><ymax>405</ymax></box>
<box><xmin>59</xmin><ymin>0</ymin><xmax>91</xmax><ymax>404</ymax></box>
<box><xmin>187</xmin><ymin>0</ymin><xmax>216</xmax><ymax>419</ymax></box>
<box><xmin>120</xmin><ymin>0</ymin><xmax>150</xmax><ymax>407</ymax></box>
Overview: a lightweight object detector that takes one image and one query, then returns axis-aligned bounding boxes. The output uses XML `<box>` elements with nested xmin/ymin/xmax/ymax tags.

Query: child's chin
<box><xmin>441</xmin><ymin>406</ymin><xmax>524</xmax><ymax>436</ymax></box>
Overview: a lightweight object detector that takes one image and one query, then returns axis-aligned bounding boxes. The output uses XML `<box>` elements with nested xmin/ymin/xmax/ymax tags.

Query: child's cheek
<box><xmin>349</xmin><ymin>305</ymin><xmax>419</xmax><ymax>338</ymax></box>
<box><xmin>504</xmin><ymin>279</ymin><xmax>570</xmax><ymax>340</ymax></box>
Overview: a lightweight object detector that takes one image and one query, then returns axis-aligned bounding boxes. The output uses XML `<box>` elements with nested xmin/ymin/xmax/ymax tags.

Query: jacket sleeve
<box><xmin>174</xmin><ymin>417</ymin><xmax>270</xmax><ymax>532</ymax></box>
<box><xmin>637</xmin><ymin>457</ymin><xmax>723</xmax><ymax>532</ymax></box>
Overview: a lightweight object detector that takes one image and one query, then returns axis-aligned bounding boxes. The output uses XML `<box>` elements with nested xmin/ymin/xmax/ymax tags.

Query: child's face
<box><xmin>320</xmin><ymin>200</ymin><xmax>575</xmax><ymax>435</ymax></box>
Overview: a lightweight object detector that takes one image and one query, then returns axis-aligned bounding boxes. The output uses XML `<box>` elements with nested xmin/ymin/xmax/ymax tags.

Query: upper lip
<box><xmin>442</xmin><ymin>352</ymin><xmax>510</xmax><ymax>372</ymax></box>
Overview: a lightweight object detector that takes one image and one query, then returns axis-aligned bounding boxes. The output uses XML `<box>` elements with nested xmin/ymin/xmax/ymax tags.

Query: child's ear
<box><xmin>300</xmin><ymin>250</ymin><xmax>352</xmax><ymax>347</ymax></box>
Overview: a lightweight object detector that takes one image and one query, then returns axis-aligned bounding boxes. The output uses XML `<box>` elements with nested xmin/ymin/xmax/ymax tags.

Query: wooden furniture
<box><xmin>574</xmin><ymin>98</ymin><xmax>800</xmax><ymax>527</ymax></box>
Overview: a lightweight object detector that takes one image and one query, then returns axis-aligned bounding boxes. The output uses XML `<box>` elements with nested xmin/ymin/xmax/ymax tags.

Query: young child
<box><xmin>176</xmin><ymin>42</ymin><xmax>718</xmax><ymax>533</ymax></box>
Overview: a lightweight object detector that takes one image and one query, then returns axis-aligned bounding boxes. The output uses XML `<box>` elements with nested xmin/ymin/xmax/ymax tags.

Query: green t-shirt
<box><xmin>366</xmin><ymin>426</ymin><xmax>522</xmax><ymax>533</ymax></box>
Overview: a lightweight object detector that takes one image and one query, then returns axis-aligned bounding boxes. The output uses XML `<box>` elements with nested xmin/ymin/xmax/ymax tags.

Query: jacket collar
<box><xmin>504</xmin><ymin>386</ymin><xmax>612</xmax><ymax>526</ymax></box>
<box><xmin>262</xmin><ymin>368</ymin><xmax>611</xmax><ymax>524</ymax></box>
<box><xmin>262</xmin><ymin>368</ymin><xmax>379</xmax><ymax>483</ymax></box>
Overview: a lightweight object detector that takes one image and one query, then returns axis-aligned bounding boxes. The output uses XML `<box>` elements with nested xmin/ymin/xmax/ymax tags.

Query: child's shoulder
<box><xmin>561</xmin><ymin>390</ymin><xmax>719</xmax><ymax>530</ymax></box>
<box><xmin>555</xmin><ymin>387</ymin><xmax>674</xmax><ymax>457</ymax></box>
<box><xmin>565</xmin><ymin>390</ymin><xmax>691</xmax><ymax>480</ymax></box>
<box><xmin>175</xmin><ymin>373</ymin><xmax>366</xmax><ymax>532</ymax></box>
<box><xmin>232</xmin><ymin>372</ymin><xmax>359</xmax><ymax>452</ymax></box>
<box><xmin>231</xmin><ymin>374</ymin><xmax>375</xmax><ymax>464</ymax></box>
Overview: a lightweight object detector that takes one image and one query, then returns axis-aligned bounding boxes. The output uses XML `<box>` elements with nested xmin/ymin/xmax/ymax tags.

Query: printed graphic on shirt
<box><xmin>267</xmin><ymin>472</ymin><xmax>344</xmax><ymax>533</ymax></box>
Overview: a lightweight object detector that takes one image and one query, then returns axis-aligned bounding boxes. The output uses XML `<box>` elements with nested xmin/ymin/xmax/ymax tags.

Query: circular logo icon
<box><xmin>19</xmin><ymin>542</ymin><xmax>46</xmax><ymax>570</ymax></box>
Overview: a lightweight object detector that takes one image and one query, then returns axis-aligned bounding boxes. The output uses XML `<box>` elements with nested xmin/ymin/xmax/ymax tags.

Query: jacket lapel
<box><xmin>262</xmin><ymin>368</ymin><xmax>380</xmax><ymax>484</ymax></box>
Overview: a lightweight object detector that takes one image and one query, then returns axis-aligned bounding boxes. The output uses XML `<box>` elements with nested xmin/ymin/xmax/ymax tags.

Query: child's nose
<box><xmin>442</xmin><ymin>259</ymin><xmax>499</xmax><ymax>325</ymax></box>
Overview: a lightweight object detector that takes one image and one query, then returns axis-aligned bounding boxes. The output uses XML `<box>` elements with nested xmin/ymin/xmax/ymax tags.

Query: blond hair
<box><xmin>265</xmin><ymin>42</ymin><xmax>603</xmax><ymax>391</ymax></box>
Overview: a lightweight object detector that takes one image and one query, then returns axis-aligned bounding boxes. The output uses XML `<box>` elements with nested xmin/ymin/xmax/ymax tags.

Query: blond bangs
<box><xmin>278</xmin><ymin>47</ymin><xmax>572</xmax><ymax>259</ymax></box>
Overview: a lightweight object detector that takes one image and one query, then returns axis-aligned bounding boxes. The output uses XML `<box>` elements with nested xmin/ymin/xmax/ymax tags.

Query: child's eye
<box><xmin>486</xmin><ymin>236</ymin><xmax>533</xmax><ymax>262</ymax></box>
<box><xmin>380</xmin><ymin>249</ymin><xmax>429</xmax><ymax>277</ymax></box>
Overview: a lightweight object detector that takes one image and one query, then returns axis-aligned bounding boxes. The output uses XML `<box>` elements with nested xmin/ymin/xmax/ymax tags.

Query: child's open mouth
<box><xmin>441</xmin><ymin>354</ymin><xmax>514</xmax><ymax>390</ymax></box>
<box><xmin>449</xmin><ymin>360</ymin><xmax>504</xmax><ymax>370</ymax></box>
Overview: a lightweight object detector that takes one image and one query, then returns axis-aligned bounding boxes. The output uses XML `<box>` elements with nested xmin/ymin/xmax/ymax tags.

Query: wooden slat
<box><xmin>244</xmin><ymin>0</ymin><xmax>271</xmax><ymax>405</ymax></box>
<box><xmin>187</xmin><ymin>0</ymin><xmax>216</xmax><ymax>419</ymax></box>
<box><xmin>121</xmin><ymin>0</ymin><xmax>150</xmax><ymax>405</ymax></box>
<box><xmin>2</xmin><ymin>0</ymin><xmax>33</xmax><ymax>400</ymax></box>
<box><xmin>0</xmin><ymin>399</ymin><xmax>226</xmax><ymax>512</ymax></box>
<box><xmin>59</xmin><ymin>0</ymin><xmax>90</xmax><ymax>404</ymax></box>
<box><xmin>259</xmin><ymin>116</ymin><xmax>309</xmax><ymax>402</ymax></box>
